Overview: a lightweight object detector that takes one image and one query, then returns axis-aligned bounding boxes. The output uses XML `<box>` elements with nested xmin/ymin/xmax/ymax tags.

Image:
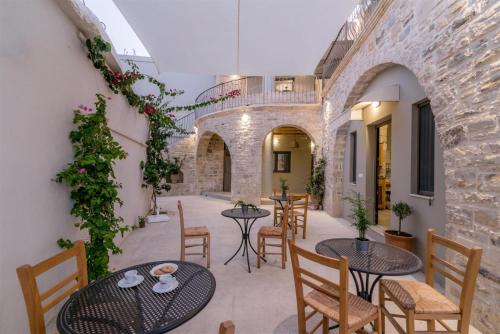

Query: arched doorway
<box><xmin>261</xmin><ymin>126</ymin><xmax>315</xmax><ymax>197</ymax></box>
<box><xmin>196</xmin><ymin>132</ymin><xmax>231</xmax><ymax>194</ymax></box>
<box><xmin>336</xmin><ymin>64</ymin><xmax>446</xmax><ymax>259</ymax></box>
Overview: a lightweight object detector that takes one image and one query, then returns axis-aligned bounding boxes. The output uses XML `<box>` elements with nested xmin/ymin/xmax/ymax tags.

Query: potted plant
<box><xmin>344</xmin><ymin>192</ymin><xmax>371</xmax><ymax>252</ymax></box>
<box><xmin>385</xmin><ymin>201</ymin><xmax>415</xmax><ymax>251</ymax></box>
<box><xmin>279</xmin><ymin>178</ymin><xmax>289</xmax><ymax>198</ymax></box>
<box><xmin>305</xmin><ymin>158</ymin><xmax>326</xmax><ymax>209</ymax></box>
<box><xmin>138</xmin><ymin>216</ymin><xmax>146</xmax><ymax>228</ymax></box>
<box><xmin>167</xmin><ymin>156</ymin><xmax>185</xmax><ymax>184</ymax></box>
<box><xmin>234</xmin><ymin>201</ymin><xmax>258</xmax><ymax>214</ymax></box>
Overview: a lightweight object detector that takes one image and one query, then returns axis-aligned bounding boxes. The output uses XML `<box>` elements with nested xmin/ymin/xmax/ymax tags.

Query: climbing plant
<box><xmin>56</xmin><ymin>94</ymin><xmax>127</xmax><ymax>280</ymax></box>
<box><xmin>85</xmin><ymin>36</ymin><xmax>240</xmax><ymax>213</ymax></box>
<box><xmin>56</xmin><ymin>37</ymin><xmax>240</xmax><ymax>279</ymax></box>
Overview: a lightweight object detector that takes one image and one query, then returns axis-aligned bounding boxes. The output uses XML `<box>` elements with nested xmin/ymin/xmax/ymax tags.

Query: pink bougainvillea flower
<box><xmin>107</xmin><ymin>96</ymin><xmax>112</xmax><ymax>100</ymax></box>
<box><xmin>77</xmin><ymin>168</ymin><xmax>86</xmax><ymax>174</ymax></box>
<box><xmin>227</xmin><ymin>89</ymin><xmax>241</xmax><ymax>97</ymax></box>
<box><xmin>144</xmin><ymin>105</ymin><xmax>156</xmax><ymax>115</ymax></box>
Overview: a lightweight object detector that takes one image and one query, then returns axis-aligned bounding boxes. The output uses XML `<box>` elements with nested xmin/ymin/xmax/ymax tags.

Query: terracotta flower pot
<box><xmin>384</xmin><ymin>230</ymin><xmax>415</xmax><ymax>252</ymax></box>
<box><xmin>310</xmin><ymin>194</ymin><xmax>322</xmax><ymax>210</ymax></box>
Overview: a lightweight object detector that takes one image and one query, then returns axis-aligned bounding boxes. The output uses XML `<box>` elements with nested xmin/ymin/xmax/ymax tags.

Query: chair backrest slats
<box><xmin>432</xmin><ymin>266</ymin><xmax>463</xmax><ymax>286</ymax></box>
<box><xmin>425</xmin><ymin>229</ymin><xmax>482</xmax><ymax>333</ymax></box>
<box><xmin>16</xmin><ymin>240</ymin><xmax>87</xmax><ymax>334</ymax></box>
<box><xmin>41</xmin><ymin>283</ymin><xmax>79</xmax><ymax>313</ymax></box>
<box><xmin>299</xmin><ymin>267</ymin><xmax>341</xmax><ymax>290</ymax></box>
<box><xmin>39</xmin><ymin>271</ymin><xmax>79</xmax><ymax>301</ymax></box>
<box><xmin>288</xmin><ymin>240</ymin><xmax>349</xmax><ymax>330</ymax></box>
<box><xmin>431</xmin><ymin>255</ymin><xmax>466</xmax><ymax>277</ymax></box>
<box><xmin>32</xmin><ymin>244</ymin><xmax>81</xmax><ymax>276</ymax></box>
<box><xmin>300</xmin><ymin>278</ymin><xmax>340</xmax><ymax>301</ymax></box>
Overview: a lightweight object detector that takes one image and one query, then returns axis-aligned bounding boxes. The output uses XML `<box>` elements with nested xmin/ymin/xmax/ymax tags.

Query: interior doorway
<box><xmin>375</xmin><ymin>122</ymin><xmax>392</xmax><ymax>228</ymax></box>
<box><xmin>261</xmin><ymin>126</ymin><xmax>313</xmax><ymax>197</ymax></box>
<box><xmin>223</xmin><ymin>143</ymin><xmax>231</xmax><ymax>192</ymax></box>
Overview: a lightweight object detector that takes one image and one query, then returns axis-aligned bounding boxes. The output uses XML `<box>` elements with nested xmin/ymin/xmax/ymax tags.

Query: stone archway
<box><xmin>195</xmin><ymin>104</ymin><xmax>322</xmax><ymax>203</ymax></box>
<box><xmin>195</xmin><ymin>131</ymin><xmax>232</xmax><ymax>195</ymax></box>
<box><xmin>261</xmin><ymin>125</ymin><xmax>316</xmax><ymax>197</ymax></box>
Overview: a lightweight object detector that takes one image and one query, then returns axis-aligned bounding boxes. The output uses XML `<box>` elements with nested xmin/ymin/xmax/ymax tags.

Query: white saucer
<box><xmin>153</xmin><ymin>279</ymin><xmax>179</xmax><ymax>293</ymax></box>
<box><xmin>150</xmin><ymin>263</ymin><xmax>178</xmax><ymax>277</ymax></box>
<box><xmin>117</xmin><ymin>275</ymin><xmax>144</xmax><ymax>288</ymax></box>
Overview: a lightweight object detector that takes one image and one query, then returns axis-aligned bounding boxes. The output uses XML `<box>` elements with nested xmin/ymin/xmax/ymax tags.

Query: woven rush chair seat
<box><xmin>184</xmin><ymin>226</ymin><xmax>209</xmax><ymax>236</ymax></box>
<box><xmin>379</xmin><ymin>229</ymin><xmax>482</xmax><ymax>334</ymax></box>
<box><xmin>258</xmin><ymin>226</ymin><xmax>282</xmax><ymax>237</ymax></box>
<box><xmin>304</xmin><ymin>283</ymin><xmax>379</xmax><ymax>329</ymax></box>
<box><xmin>380</xmin><ymin>279</ymin><xmax>459</xmax><ymax>314</ymax></box>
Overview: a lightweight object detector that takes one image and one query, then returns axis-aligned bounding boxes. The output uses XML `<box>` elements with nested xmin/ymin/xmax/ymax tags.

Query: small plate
<box><xmin>153</xmin><ymin>280</ymin><xmax>179</xmax><ymax>293</ymax></box>
<box><xmin>150</xmin><ymin>263</ymin><xmax>178</xmax><ymax>277</ymax></box>
<box><xmin>117</xmin><ymin>275</ymin><xmax>144</xmax><ymax>288</ymax></box>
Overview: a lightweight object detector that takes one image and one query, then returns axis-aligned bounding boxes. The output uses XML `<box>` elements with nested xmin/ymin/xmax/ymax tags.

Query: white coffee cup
<box><xmin>159</xmin><ymin>274</ymin><xmax>175</xmax><ymax>285</ymax></box>
<box><xmin>124</xmin><ymin>270</ymin><xmax>138</xmax><ymax>284</ymax></box>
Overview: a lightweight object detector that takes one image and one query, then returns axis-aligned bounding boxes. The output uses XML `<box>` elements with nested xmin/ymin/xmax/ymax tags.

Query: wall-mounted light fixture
<box><xmin>310</xmin><ymin>142</ymin><xmax>315</xmax><ymax>151</ymax></box>
<box><xmin>241</xmin><ymin>113</ymin><xmax>249</xmax><ymax>123</ymax></box>
<box><xmin>372</xmin><ymin>101</ymin><xmax>381</xmax><ymax>108</ymax></box>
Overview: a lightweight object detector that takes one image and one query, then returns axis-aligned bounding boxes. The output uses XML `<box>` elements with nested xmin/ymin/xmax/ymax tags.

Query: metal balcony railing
<box><xmin>168</xmin><ymin>76</ymin><xmax>320</xmax><ymax>144</ymax></box>
<box><xmin>194</xmin><ymin>76</ymin><xmax>320</xmax><ymax>119</ymax></box>
<box><xmin>167</xmin><ymin>111</ymin><xmax>196</xmax><ymax>145</ymax></box>
<box><xmin>315</xmin><ymin>0</ymin><xmax>380</xmax><ymax>82</ymax></box>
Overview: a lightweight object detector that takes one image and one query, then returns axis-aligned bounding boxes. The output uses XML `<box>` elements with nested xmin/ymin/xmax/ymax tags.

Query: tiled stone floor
<box><xmin>108</xmin><ymin>196</ymin><xmax>478</xmax><ymax>334</ymax></box>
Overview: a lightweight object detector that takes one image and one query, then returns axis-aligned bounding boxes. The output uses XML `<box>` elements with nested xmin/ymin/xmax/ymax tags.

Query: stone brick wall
<box><xmin>321</xmin><ymin>0</ymin><xmax>499</xmax><ymax>331</ymax></box>
<box><xmin>196</xmin><ymin>132</ymin><xmax>226</xmax><ymax>192</ymax></box>
<box><xmin>168</xmin><ymin>104</ymin><xmax>322</xmax><ymax>203</ymax></box>
<box><xmin>196</xmin><ymin>104</ymin><xmax>322</xmax><ymax>204</ymax></box>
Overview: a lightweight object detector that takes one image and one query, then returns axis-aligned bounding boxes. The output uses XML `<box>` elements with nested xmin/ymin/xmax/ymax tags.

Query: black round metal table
<box><xmin>221</xmin><ymin>208</ymin><xmax>270</xmax><ymax>273</ymax></box>
<box><xmin>269</xmin><ymin>195</ymin><xmax>290</xmax><ymax>210</ymax></box>
<box><xmin>316</xmin><ymin>238</ymin><xmax>422</xmax><ymax>302</ymax></box>
<box><xmin>57</xmin><ymin>261</ymin><xmax>215</xmax><ymax>334</ymax></box>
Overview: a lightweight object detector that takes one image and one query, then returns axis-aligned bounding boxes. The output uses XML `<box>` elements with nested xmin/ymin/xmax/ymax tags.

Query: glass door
<box><xmin>375</xmin><ymin>122</ymin><xmax>391</xmax><ymax>228</ymax></box>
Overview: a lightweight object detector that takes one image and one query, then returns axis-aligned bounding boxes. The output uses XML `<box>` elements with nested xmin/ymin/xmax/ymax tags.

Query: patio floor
<box><xmin>107</xmin><ymin>196</ymin><xmax>475</xmax><ymax>334</ymax></box>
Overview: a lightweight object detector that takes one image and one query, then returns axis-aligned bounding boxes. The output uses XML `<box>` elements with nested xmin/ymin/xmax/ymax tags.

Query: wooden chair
<box><xmin>289</xmin><ymin>193</ymin><xmax>309</xmax><ymax>239</ymax></box>
<box><xmin>219</xmin><ymin>320</ymin><xmax>235</xmax><ymax>334</ymax></box>
<box><xmin>178</xmin><ymin>200</ymin><xmax>210</xmax><ymax>268</ymax></box>
<box><xmin>288</xmin><ymin>240</ymin><xmax>381</xmax><ymax>334</ymax></box>
<box><xmin>257</xmin><ymin>204</ymin><xmax>291</xmax><ymax>269</ymax></box>
<box><xmin>379</xmin><ymin>229</ymin><xmax>482</xmax><ymax>334</ymax></box>
<box><xmin>16</xmin><ymin>240</ymin><xmax>88</xmax><ymax>334</ymax></box>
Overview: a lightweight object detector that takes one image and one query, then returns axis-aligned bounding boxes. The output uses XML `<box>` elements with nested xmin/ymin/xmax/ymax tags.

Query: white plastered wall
<box><xmin>0</xmin><ymin>1</ymin><xmax>148</xmax><ymax>332</ymax></box>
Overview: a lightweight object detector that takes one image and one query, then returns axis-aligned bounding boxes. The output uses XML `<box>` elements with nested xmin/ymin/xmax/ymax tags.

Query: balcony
<box><xmin>315</xmin><ymin>0</ymin><xmax>380</xmax><ymax>82</ymax></box>
<box><xmin>194</xmin><ymin>76</ymin><xmax>320</xmax><ymax>118</ymax></box>
<box><xmin>169</xmin><ymin>76</ymin><xmax>321</xmax><ymax>143</ymax></box>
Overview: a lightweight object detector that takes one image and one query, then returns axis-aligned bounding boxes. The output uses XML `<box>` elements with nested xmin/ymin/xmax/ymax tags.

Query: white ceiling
<box><xmin>113</xmin><ymin>0</ymin><xmax>357</xmax><ymax>75</ymax></box>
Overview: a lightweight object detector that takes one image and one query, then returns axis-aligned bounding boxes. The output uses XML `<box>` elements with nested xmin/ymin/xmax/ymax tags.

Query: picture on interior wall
<box><xmin>273</xmin><ymin>151</ymin><xmax>291</xmax><ymax>173</ymax></box>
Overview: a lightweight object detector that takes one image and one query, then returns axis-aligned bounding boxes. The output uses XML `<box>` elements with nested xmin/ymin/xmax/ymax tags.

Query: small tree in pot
<box><xmin>305</xmin><ymin>158</ymin><xmax>325</xmax><ymax>209</ymax></box>
<box><xmin>385</xmin><ymin>201</ymin><xmax>415</xmax><ymax>251</ymax></box>
<box><xmin>344</xmin><ymin>192</ymin><xmax>371</xmax><ymax>252</ymax></box>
